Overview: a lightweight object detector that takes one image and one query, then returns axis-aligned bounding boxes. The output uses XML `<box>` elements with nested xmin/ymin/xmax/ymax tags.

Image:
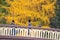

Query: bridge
<box><xmin>0</xmin><ymin>24</ymin><xmax>60</xmax><ymax>40</ymax></box>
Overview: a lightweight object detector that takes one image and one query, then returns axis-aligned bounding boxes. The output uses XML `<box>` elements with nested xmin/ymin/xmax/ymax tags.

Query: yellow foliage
<box><xmin>41</xmin><ymin>26</ymin><xmax>50</xmax><ymax>28</ymax></box>
<box><xmin>3</xmin><ymin>0</ymin><xmax>57</xmax><ymax>27</ymax></box>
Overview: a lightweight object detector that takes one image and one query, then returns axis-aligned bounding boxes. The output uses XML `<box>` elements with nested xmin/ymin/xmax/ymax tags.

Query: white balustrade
<box><xmin>0</xmin><ymin>27</ymin><xmax>60</xmax><ymax>40</ymax></box>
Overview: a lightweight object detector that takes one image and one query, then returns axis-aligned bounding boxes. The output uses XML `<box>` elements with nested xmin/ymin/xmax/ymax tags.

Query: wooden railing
<box><xmin>0</xmin><ymin>24</ymin><xmax>60</xmax><ymax>40</ymax></box>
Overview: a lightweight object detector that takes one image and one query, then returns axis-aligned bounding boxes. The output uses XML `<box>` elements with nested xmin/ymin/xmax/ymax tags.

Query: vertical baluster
<box><xmin>8</xmin><ymin>28</ymin><xmax>10</xmax><ymax>36</ymax></box>
<box><xmin>10</xmin><ymin>28</ymin><xmax>12</xmax><ymax>36</ymax></box>
<box><xmin>40</xmin><ymin>30</ymin><xmax>42</xmax><ymax>38</ymax></box>
<box><xmin>7</xmin><ymin>28</ymin><xmax>8</xmax><ymax>36</ymax></box>
<box><xmin>0</xmin><ymin>28</ymin><xmax>3</xmax><ymax>35</ymax></box>
<box><xmin>38</xmin><ymin>30</ymin><xmax>40</xmax><ymax>38</ymax></box>
<box><xmin>20</xmin><ymin>28</ymin><xmax>22</xmax><ymax>36</ymax></box>
<box><xmin>23</xmin><ymin>29</ymin><xmax>25</xmax><ymax>37</ymax></box>
<box><xmin>5</xmin><ymin>28</ymin><xmax>7</xmax><ymax>35</ymax></box>
<box><xmin>43</xmin><ymin>30</ymin><xmax>45</xmax><ymax>39</ymax></box>
<box><xmin>17</xmin><ymin>28</ymin><xmax>20</xmax><ymax>36</ymax></box>
<box><xmin>40</xmin><ymin>30</ymin><xmax>41</xmax><ymax>38</ymax></box>
<box><xmin>58</xmin><ymin>33</ymin><xmax>60</xmax><ymax>40</ymax></box>
<box><xmin>25</xmin><ymin>29</ymin><xmax>28</xmax><ymax>37</ymax></box>
<box><xmin>37</xmin><ymin>30</ymin><xmax>39</xmax><ymax>38</ymax></box>
<box><xmin>48</xmin><ymin>31</ymin><xmax>50</xmax><ymax>39</ymax></box>
<box><xmin>19</xmin><ymin>28</ymin><xmax>20</xmax><ymax>36</ymax></box>
<box><xmin>54</xmin><ymin>32</ymin><xmax>56</xmax><ymax>39</ymax></box>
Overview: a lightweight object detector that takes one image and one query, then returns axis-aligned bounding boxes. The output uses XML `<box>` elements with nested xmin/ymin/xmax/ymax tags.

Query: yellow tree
<box><xmin>4</xmin><ymin>0</ymin><xmax>57</xmax><ymax>27</ymax></box>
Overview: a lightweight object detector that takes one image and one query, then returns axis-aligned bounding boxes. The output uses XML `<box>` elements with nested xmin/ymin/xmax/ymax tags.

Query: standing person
<box><xmin>28</xmin><ymin>20</ymin><xmax>31</xmax><ymax>28</ymax></box>
<box><xmin>28</xmin><ymin>20</ymin><xmax>31</xmax><ymax>35</ymax></box>
<box><xmin>10</xmin><ymin>20</ymin><xmax>15</xmax><ymax>25</ymax></box>
<box><xmin>10</xmin><ymin>20</ymin><xmax>16</xmax><ymax>36</ymax></box>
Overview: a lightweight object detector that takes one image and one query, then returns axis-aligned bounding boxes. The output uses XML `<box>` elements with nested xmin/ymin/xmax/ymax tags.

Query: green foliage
<box><xmin>0</xmin><ymin>0</ymin><xmax>9</xmax><ymax>24</ymax></box>
<box><xmin>56</xmin><ymin>9</ymin><xmax>60</xmax><ymax>28</ymax></box>
<box><xmin>0</xmin><ymin>17</ymin><xmax>6</xmax><ymax>24</ymax></box>
<box><xmin>57</xmin><ymin>0</ymin><xmax>60</xmax><ymax>2</ymax></box>
<box><xmin>0</xmin><ymin>8</ymin><xmax>8</xmax><ymax>14</ymax></box>
<box><xmin>50</xmin><ymin>0</ymin><xmax>60</xmax><ymax>29</ymax></box>
<box><xmin>0</xmin><ymin>0</ymin><xmax>10</xmax><ymax>7</ymax></box>
<box><xmin>50</xmin><ymin>7</ymin><xmax>60</xmax><ymax>28</ymax></box>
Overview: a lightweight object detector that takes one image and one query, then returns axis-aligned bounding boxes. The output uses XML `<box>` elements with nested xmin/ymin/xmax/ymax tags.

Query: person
<box><xmin>28</xmin><ymin>20</ymin><xmax>31</xmax><ymax>28</ymax></box>
<box><xmin>28</xmin><ymin>20</ymin><xmax>31</xmax><ymax>35</ymax></box>
<box><xmin>10</xmin><ymin>20</ymin><xmax>15</xmax><ymax>25</ymax></box>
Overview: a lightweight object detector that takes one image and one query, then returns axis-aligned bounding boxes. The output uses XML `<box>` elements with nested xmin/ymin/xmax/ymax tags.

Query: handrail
<box><xmin>0</xmin><ymin>24</ymin><xmax>60</xmax><ymax>40</ymax></box>
<box><xmin>0</xmin><ymin>24</ymin><xmax>60</xmax><ymax>32</ymax></box>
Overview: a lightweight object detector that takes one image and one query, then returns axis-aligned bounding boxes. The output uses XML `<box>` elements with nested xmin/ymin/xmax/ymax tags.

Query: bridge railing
<box><xmin>0</xmin><ymin>24</ymin><xmax>60</xmax><ymax>40</ymax></box>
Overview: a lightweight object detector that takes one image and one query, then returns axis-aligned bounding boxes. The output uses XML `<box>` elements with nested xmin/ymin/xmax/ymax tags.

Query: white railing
<box><xmin>0</xmin><ymin>27</ymin><xmax>60</xmax><ymax>40</ymax></box>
